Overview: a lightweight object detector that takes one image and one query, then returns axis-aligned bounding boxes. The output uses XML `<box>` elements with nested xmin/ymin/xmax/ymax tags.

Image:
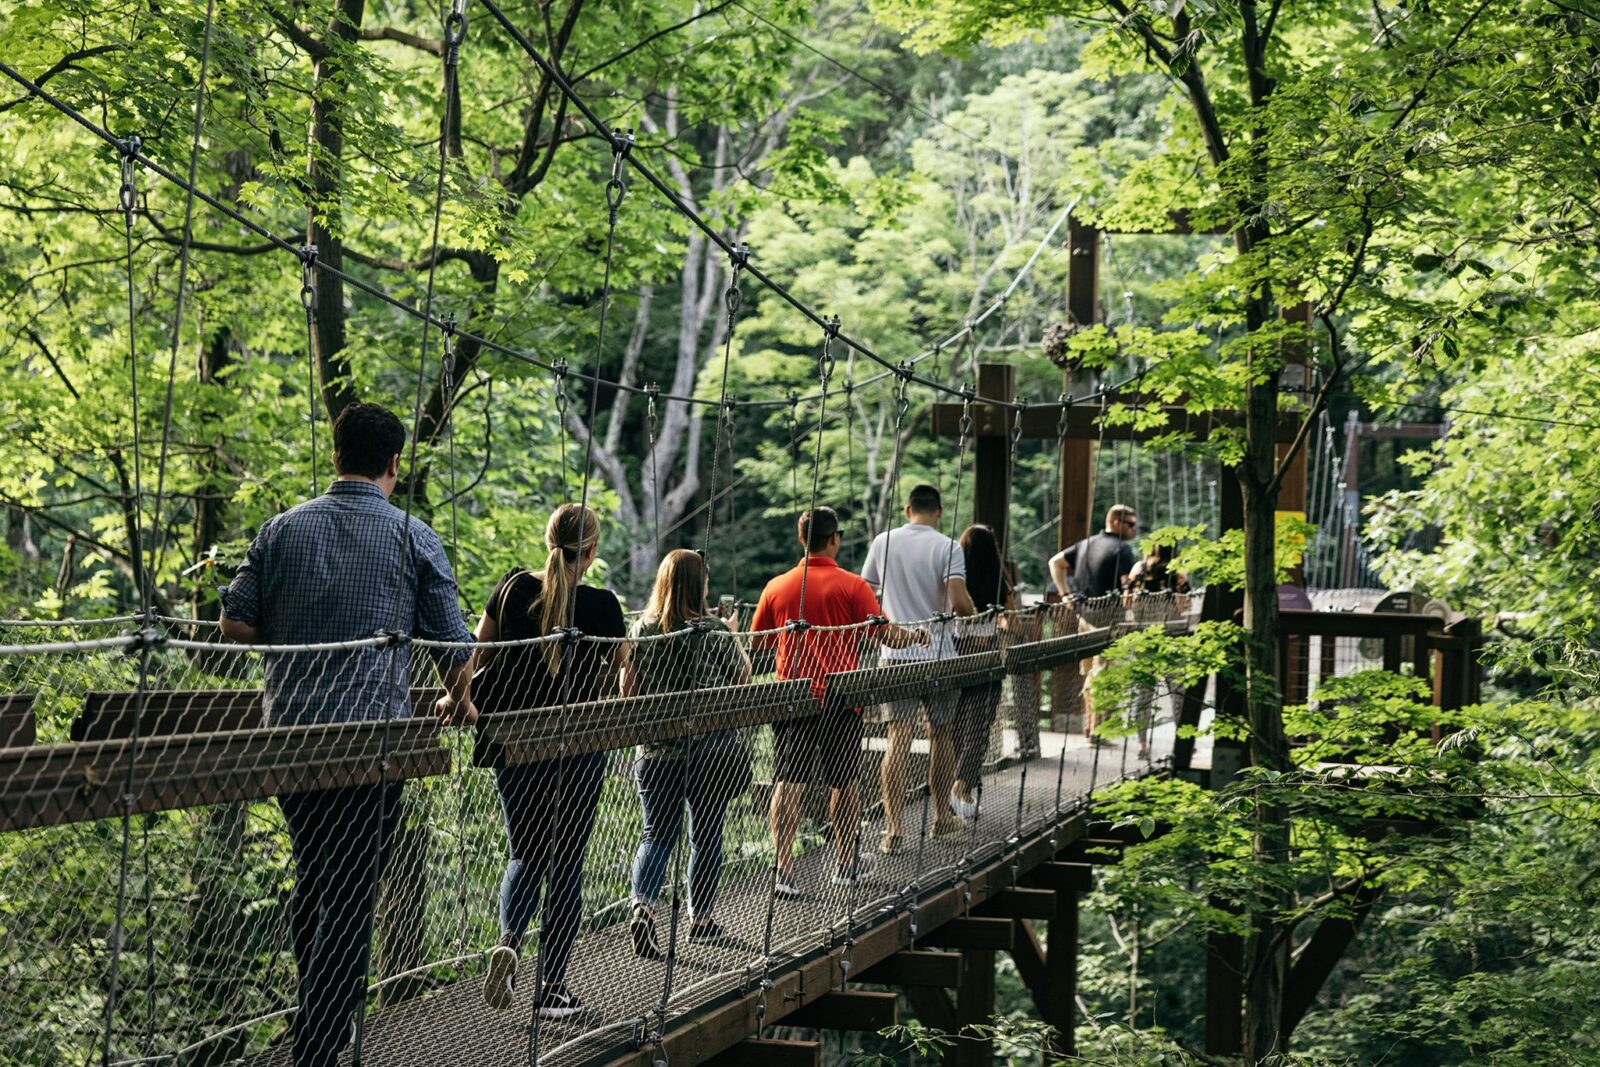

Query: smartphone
<box><xmin>718</xmin><ymin>594</ymin><xmax>736</xmax><ymax>619</ymax></box>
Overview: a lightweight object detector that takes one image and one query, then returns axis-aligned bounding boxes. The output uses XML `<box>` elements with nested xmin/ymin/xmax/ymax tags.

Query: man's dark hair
<box><xmin>797</xmin><ymin>507</ymin><xmax>840</xmax><ymax>552</ymax></box>
<box><xmin>907</xmin><ymin>483</ymin><xmax>942</xmax><ymax>515</ymax></box>
<box><xmin>332</xmin><ymin>402</ymin><xmax>406</xmax><ymax>479</ymax></box>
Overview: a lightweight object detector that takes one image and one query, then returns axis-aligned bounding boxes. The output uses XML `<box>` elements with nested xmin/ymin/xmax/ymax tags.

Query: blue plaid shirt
<box><xmin>222</xmin><ymin>480</ymin><xmax>473</xmax><ymax>725</ymax></box>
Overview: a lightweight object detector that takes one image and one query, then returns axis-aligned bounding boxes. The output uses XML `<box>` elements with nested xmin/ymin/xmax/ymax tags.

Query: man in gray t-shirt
<box><xmin>861</xmin><ymin>484</ymin><xmax>975</xmax><ymax>851</ymax></box>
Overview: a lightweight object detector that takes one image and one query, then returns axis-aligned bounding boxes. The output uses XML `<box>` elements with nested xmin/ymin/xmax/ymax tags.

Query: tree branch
<box><xmin>570</xmin><ymin>0</ymin><xmax>738</xmax><ymax>84</ymax></box>
<box><xmin>264</xmin><ymin>3</ymin><xmax>333</xmax><ymax>60</ymax></box>
<box><xmin>0</xmin><ymin>45</ymin><xmax>122</xmax><ymax>113</ymax></box>
<box><xmin>358</xmin><ymin>26</ymin><xmax>444</xmax><ymax>54</ymax></box>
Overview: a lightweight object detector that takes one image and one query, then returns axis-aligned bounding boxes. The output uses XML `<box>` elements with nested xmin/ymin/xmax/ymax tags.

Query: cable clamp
<box><xmin>686</xmin><ymin>617</ymin><xmax>715</xmax><ymax>635</ymax></box>
<box><xmin>866</xmin><ymin>613</ymin><xmax>887</xmax><ymax>627</ymax></box>
<box><xmin>555</xmin><ymin>626</ymin><xmax>586</xmax><ymax>645</ymax></box>
<box><xmin>606</xmin><ymin>129</ymin><xmax>636</xmax><ymax>214</ymax></box>
<box><xmin>444</xmin><ymin>0</ymin><xmax>468</xmax><ymax>65</ymax></box>
<box><xmin>728</xmin><ymin>241</ymin><xmax>752</xmax><ymax>271</ymax></box>
<box><xmin>298</xmin><ymin>244</ymin><xmax>319</xmax><ymax>312</ymax></box>
<box><xmin>785</xmin><ymin>619</ymin><xmax>811</xmax><ymax>634</ymax></box>
<box><xmin>116</xmin><ymin>135</ymin><xmax>142</xmax><ymax>215</ymax></box>
<box><xmin>125</xmin><ymin>627</ymin><xmax>167</xmax><ymax>653</ymax></box>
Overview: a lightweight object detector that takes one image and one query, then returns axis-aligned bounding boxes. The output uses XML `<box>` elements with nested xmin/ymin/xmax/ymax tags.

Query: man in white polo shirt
<box><xmin>861</xmin><ymin>484</ymin><xmax>975</xmax><ymax>853</ymax></box>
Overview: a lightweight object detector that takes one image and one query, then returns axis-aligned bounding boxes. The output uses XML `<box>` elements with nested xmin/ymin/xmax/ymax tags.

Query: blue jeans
<box><xmin>278</xmin><ymin>782</ymin><xmax>403</xmax><ymax>1067</ymax></box>
<box><xmin>630</xmin><ymin>753</ymin><xmax>730</xmax><ymax>919</ymax></box>
<box><xmin>494</xmin><ymin>754</ymin><xmax>604</xmax><ymax>987</ymax></box>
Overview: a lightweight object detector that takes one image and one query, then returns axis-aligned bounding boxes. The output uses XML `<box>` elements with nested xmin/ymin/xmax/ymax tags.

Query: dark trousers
<box><xmin>278</xmin><ymin>782</ymin><xmax>403</xmax><ymax>1067</ymax></box>
<box><xmin>495</xmin><ymin>754</ymin><xmax>605</xmax><ymax>988</ymax></box>
<box><xmin>630</xmin><ymin>754</ymin><xmax>731</xmax><ymax>918</ymax></box>
<box><xmin>955</xmin><ymin>679</ymin><xmax>1004</xmax><ymax>786</ymax></box>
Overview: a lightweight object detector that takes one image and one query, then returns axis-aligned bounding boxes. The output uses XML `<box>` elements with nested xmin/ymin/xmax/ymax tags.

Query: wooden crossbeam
<box><xmin>706</xmin><ymin>1039</ymin><xmax>818</xmax><ymax>1067</ymax></box>
<box><xmin>1060</xmin><ymin>838</ymin><xmax>1124</xmax><ymax>864</ymax></box>
<box><xmin>924</xmin><ymin>917</ymin><xmax>1014</xmax><ymax>952</ymax></box>
<box><xmin>782</xmin><ymin>991</ymin><xmax>898</xmax><ymax>1032</ymax></box>
<box><xmin>0</xmin><ymin>719</ymin><xmax>448</xmax><ymax>831</ymax></box>
<box><xmin>857</xmin><ymin>949</ymin><xmax>963</xmax><ymax>988</ymax></box>
<box><xmin>1279</xmin><ymin>610</ymin><xmax>1438</xmax><ymax>639</ymax></box>
<box><xmin>1024</xmin><ymin>862</ymin><xmax>1095</xmax><ymax>893</ymax></box>
<box><xmin>975</xmin><ymin>888</ymin><xmax>1056</xmax><ymax>921</ymax></box>
<box><xmin>929</xmin><ymin>401</ymin><xmax>1303</xmax><ymax>443</ymax></box>
<box><xmin>478</xmin><ymin>679</ymin><xmax>817</xmax><ymax>766</ymax></box>
<box><xmin>72</xmin><ymin>687</ymin><xmax>446</xmax><ymax>740</ymax></box>
<box><xmin>822</xmin><ymin>652</ymin><xmax>1002</xmax><ymax>715</ymax></box>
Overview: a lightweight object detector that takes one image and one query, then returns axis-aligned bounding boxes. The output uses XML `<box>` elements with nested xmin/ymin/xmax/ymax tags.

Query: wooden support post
<box><xmin>975</xmin><ymin>888</ymin><xmax>1056</xmax><ymax>921</ymax></box>
<box><xmin>1046</xmin><ymin>885</ymin><xmax>1079</xmax><ymax>1058</ymax></box>
<box><xmin>905</xmin><ymin>986</ymin><xmax>959</xmax><ymax>1035</ymax></box>
<box><xmin>955</xmin><ymin>948</ymin><xmax>996</xmax><ymax>1067</ymax></box>
<box><xmin>1205</xmin><ymin>918</ymin><xmax>1244</xmax><ymax>1056</ymax></box>
<box><xmin>1058</xmin><ymin>214</ymin><xmax>1099</xmax><ymax>555</ymax></box>
<box><xmin>972</xmin><ymin>363</ymin><xmax>1016</xmax><ymax>547</ymax></box>
<box><xmin>707</xmin><ymin>1039</ymin><xmax>819</xmax><ymax>1067</ymax></box>
<box><xmin>857</xmin><ymin>949</ymin><xmax>963</xmax><ymax>988</ymax></box>
<box><xmin>925</xmin><ymin>917</ymin><xmax>1015</xmax><ymax>952</ymax></box>
<box><xmin>783</xmin><ymin>991</ymin><xmax>898</xmax><ymax>1032</ymax></box>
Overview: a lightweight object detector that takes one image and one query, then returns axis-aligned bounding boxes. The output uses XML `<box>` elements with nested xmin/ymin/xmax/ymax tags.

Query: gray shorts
<box><xmin>872</xmin><ymin>690</ymin><xmax>960</xmax><ymax>727</ymax></box>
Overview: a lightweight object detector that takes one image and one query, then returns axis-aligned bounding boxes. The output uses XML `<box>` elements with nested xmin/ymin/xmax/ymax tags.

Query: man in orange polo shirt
<box><xmin>751</xmin><ymin>506</ymin><xmax>925</xmax><ymax>898</ymax></box>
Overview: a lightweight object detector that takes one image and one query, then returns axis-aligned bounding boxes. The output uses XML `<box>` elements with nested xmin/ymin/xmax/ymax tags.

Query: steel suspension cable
<box><xmin>361</xmin><ymin>6</ymin><xmax>469</xmax><ymax>1063</ymax></box>
<box><xmin>652</xmin><ymin>245</ymin><xmax>750</xmax><ymax>1045</ymax></box>
<box><xmin>101</xmin><ymin>129</ymin><xmax>150</xmax><ymax>1067</ymax></box>
<box><xmin>0</xmin><ymin>58</ymin><xmax>1100</xmax><ymax>421</ymax></box>
<box><xmin>300</xmin><ymin>246</ymin><xmax>322</xmax><ymax>493</ymax></box>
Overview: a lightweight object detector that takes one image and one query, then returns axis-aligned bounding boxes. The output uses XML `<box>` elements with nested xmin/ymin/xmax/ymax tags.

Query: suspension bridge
<box><xmin>0</xmin><ymin>3</ymin><xmax>1483</xmax><ymax>1066</ymax></box>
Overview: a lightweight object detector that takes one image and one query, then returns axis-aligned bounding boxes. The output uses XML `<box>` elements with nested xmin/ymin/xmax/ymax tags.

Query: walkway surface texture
<box><xmin>243</xmin><ymin>725</ymin><xmax>1174</xmax><ymax>1067</ymax></box>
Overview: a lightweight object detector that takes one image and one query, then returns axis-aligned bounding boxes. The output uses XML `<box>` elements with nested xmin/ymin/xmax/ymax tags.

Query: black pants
<box><xmin>494</xmin><ymin>753</ymin><xmax>606</xmax><ymax>987</ymax></box>
<box><xmin>278</xmin><ymin>782</ymin><xmax>403</xmax><ymax>1067</ymax></box>
<box><xmin>955</xmin><ymin>678</ymin><xmax>1004</xmax><ymax>786</ymax></box>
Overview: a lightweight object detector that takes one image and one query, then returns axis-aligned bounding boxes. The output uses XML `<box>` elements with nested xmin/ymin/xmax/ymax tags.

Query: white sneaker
<box><xmin>482</xmin><ymin>942</ymin><xmax>518</xmax><ymax>1010</ymax></box>
<box><xmin>949</xmin><ymin>789</ymin><xmax>978</xmax><ymax>821</ymax></box>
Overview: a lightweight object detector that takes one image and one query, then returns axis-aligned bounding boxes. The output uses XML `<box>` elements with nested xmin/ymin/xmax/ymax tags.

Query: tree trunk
<box><xmin>1240</xmin><ymin>309</ymin><xmax>1291</xmax><ymax>1063</ymax></box>
<box><xmin>306</xmin><ymin>0</ymin><xmax>367</xmax><ymax>422</ymax></box>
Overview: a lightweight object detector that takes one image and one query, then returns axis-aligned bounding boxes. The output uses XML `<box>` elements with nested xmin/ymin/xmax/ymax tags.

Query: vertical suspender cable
<box><xmin>102</xmin><ymin>129</ymin><xmax>147</xmax><ymax>1067</ymax></box>
<box><xmin>530</xmin><ymin>121</ymin><xmax>634</xmax><ymax>1067</ymax></box>
<box><xmin>363</xmin><ymin>5</ymin><xmax>468</xmax><ymax>1064</ymax></box>
<box><xmin>651</xmin><ymin>246</ymin><xmax>748</xmax><ymax>1054</ymax></box>
<box><xmin>300</xmin><ymin>245</ymin><xmax>322</xmax><ymax>493</ymax></box>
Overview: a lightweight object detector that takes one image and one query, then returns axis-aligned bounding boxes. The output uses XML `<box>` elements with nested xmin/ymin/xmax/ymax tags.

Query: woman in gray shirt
<box><xmin>622</xmin><ymin>550</ymin><xmax>752</xmax><ymax>958</ymax></box>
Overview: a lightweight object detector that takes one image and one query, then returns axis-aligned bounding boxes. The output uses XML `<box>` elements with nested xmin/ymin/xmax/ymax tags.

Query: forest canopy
<box><xmin>4</xmin><ymin>0</ymin><xmax>1600</xmax><ymax>1063</ymax></box>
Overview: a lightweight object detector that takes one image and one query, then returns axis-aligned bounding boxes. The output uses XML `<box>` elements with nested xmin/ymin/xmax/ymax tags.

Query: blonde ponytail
<box><xmin>534</xmin><ymin>503</ymin><xmax>601</xmax><ymax>676</ymax></box>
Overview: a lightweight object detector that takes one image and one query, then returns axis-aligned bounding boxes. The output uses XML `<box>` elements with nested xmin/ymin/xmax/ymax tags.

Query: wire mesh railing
<box><xmin>0</xmin><ymin>595</ymin><xmax>1190</xmax><ymax>1067</ymax></box>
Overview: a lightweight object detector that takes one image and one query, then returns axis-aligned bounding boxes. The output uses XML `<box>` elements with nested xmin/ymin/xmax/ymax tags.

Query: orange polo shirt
<box><xmin>751</xmin><ymin>555</ymin><xmax>881</xmax><ymax>704</ymax></box>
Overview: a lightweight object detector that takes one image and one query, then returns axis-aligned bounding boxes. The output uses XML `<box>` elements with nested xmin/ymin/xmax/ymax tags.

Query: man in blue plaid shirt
<box><xmin>221</xmin><ymin>401</ymin><xmax>475</xmax><ymax>1067</ymax></box>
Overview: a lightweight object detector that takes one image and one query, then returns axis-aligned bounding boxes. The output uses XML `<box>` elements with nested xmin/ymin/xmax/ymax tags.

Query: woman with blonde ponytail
<box><xmin>471</xmin><ymin>503</ymin><xmax>629</xmax><ymax>1020</ymax></box>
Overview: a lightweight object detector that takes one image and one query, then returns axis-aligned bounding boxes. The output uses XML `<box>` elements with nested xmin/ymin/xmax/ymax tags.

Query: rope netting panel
<box><xmin>0</xmin><ymin>597</ymin><xmax>1191</xmax><ymax>1067</ymax></box>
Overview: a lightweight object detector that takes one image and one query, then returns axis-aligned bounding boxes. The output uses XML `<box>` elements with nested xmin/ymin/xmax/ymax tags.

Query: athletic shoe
<box><xmin>631</xmin><ymin>903</ymin><xmax>663</xmax><ymax>961</ymax></box>
<box><xmin>482</xmin><ymin>936</ymin><xmax>519</xmax><ymax>1010</ymax></box>
<box><xmin>949</xmin><ymin>789</ymin><xmax>978</xmax><ymax>821</ymax></box>
<box><xmin>536</xmin><ymin>982</ymin><xmax>583</xmax><ymax>1020</ymax></box>
<box><xmin>832</xmin><ymin>853</ymin><xmax>878</xmax><ymax>886</ymax></box>
<box><xmin>688</xmin><ymin>917</ymin><xmax>728</xmax><ymax>945</ymax></box>
<box><xmin>774</xmin><ymin>868</ymin><xmax>803</xmax><ymax>900</ymax></box>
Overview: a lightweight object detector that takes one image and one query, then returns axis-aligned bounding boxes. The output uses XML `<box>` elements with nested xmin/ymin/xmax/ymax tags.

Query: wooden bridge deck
<box><xmin>239</xmin><ymin>725</ymin><xmax>1173</xmax><ymax>1067</ymax></box>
